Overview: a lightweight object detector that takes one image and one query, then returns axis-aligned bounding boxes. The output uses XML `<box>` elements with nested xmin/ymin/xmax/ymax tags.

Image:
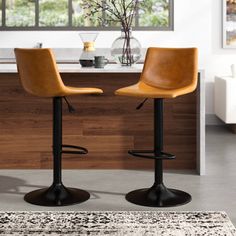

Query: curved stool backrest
<box><xmin>14</xmin><ymin>48</ymin><xmax>65</xmax><ymax>97</ymax></box>
<box><xmin>141</xmin><ymin>47</ymin><xmax>198</xmax><ymax>90</ymax></box>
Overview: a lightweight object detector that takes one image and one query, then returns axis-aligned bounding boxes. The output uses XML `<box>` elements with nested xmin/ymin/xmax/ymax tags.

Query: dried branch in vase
<box><xmin>82</xmin><ymin>0</ymin><xmax>139</xmax><ymax>28</ymax></box>
<box><xmin>82</xmin><ymin>0</ymin><xmax>141</xmax><ymax>66</ymax></box>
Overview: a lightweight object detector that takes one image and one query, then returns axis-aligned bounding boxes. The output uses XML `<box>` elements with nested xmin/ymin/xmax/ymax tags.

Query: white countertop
<box><xmin>0</xmin><ymin>63</ymin><xmax>144</xmax><ymax>74</ymax></box>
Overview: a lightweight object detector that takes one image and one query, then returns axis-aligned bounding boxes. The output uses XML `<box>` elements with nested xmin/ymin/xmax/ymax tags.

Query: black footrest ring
<box><xmin>128</xmin><ymin>150</ymin><xmax>175</xmax><ymax>160</ymax></box>
<box><xmin>62</xmin><ymin>144</ymin><xmax>88</xmax><ymax>155</ymax></box>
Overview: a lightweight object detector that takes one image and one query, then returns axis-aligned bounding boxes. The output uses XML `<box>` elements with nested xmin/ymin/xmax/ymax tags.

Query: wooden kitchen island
<box><xmin>0</xmin><ymin>64</ymin><xmax>205</xmax><ymax>174</ymax></box>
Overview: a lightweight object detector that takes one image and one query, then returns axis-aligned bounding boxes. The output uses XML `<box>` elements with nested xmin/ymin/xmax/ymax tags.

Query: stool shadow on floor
<box><xmin>87</xmin><ymin>189</ymin><xmax>126</xmax><ymax>200</ymax></box>
<box><xmin>0</xmin><ymin>175</ymin><xmax>126</xmax><ymax>200</ymax></box>
<box><xmin>0</xmin><ymin>175</ymin><xmax>46</xmax><ymax>195</ymax></box>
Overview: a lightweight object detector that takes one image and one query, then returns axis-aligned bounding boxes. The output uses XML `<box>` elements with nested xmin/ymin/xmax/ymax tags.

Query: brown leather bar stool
<box><xmin>14</xmin><ymin>48</ymin><xmax>103</xmax><ymax>206</ymax></box>
<box><xmin>115</xmin><ymin>47</ymin><xmax>198</xmax><ymax>207</ymax></box>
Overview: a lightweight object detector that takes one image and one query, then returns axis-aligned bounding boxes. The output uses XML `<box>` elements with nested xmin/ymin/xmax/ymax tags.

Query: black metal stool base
<box><xmin>126</xmin><ymin>183</ymin><xmax>191</xmax><ymax>207</ymax></box>
<box><xmin>24</xmin><ymin>184</ymin><xmax>90</xmax><ymax>206</ymax></box>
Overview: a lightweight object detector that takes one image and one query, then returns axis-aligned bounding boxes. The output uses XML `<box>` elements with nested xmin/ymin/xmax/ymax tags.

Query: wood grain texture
<box><xmin>0</xmin><ymin>73</ymin><xmax>197</xmax><ymax>170</ymax></box>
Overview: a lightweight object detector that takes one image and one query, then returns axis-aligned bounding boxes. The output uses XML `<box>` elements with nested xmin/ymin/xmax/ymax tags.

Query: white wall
<box><xmin>0</xmin><ymin>0</ymin><xmax>235</xmax><ymax>116</ymax></box>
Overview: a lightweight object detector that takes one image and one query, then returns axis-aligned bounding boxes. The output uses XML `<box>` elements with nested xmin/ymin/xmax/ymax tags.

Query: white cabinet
<box><xmin>215</xmin><ymin>76</ymin><xmax>236</xmax><ymax>123</ymax></box>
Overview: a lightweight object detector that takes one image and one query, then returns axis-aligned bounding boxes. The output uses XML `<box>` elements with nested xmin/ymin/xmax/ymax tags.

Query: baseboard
<box><xmin>206</xmin><ymin>114</ymin><xmax>224</xmax><ymax>126</ymax></box>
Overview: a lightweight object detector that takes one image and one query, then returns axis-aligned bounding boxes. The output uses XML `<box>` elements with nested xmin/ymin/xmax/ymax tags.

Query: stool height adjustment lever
<box><xmin>136</xmin><ymin>98</ymin><xmax>148</xmax><ymax>110</ymax></box>
<box><xmin>63</xmin><ymin>97</ymin><xmax>76</xmax><ymax>113</ymax></box>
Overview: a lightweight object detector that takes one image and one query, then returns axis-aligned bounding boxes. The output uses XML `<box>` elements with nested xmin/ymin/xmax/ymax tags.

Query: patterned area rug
<box><xmin>0</xmin><ymin>211</ymin><xmax>235</xmax><ymax>235</ymax></box>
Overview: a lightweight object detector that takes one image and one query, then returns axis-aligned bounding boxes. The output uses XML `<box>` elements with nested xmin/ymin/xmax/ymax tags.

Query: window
<box><xmin>5</xmin><ymin>0</ymin><xmax>35</xmax><ymax>27</ymax></box>
<box><xmin>0</xmin><ymin>0</ymin><xmax>174</xmax><ymax>30</ymax></box>
<box><xmin>39</xmin><ymin>0</ymin><xmax>68</xmax><ymax>27</ymax></box>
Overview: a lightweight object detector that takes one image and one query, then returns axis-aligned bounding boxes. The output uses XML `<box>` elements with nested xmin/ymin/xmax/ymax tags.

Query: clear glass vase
<box><xmin>111</xmin><ymin>28</ymin><xmax>142</xmax><ymax>66</ymax></box>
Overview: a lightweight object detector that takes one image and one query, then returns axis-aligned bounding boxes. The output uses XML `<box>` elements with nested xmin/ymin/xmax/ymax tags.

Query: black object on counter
<box><xmin>79</xmin><ymin>59</ymin><xmax>94</xmax><ymax>67</ymax></box>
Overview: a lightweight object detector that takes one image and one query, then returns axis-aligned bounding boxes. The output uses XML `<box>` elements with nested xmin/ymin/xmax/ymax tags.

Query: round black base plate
<box><xmin>24</xmin><ymin>184</ymin><xmax>90</xmax><ymax>206</ymax></box>
<box><xmin>126</xmin><ymin>184</ymin><xmax>191</xmax><ymax>207</ymax></box>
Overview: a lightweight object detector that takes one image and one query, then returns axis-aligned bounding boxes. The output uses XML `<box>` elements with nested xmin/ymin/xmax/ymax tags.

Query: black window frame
<box><xmin>0</xmin><ymin>0</ymin><xmax>174</xmax><ymax>31</ymax></box>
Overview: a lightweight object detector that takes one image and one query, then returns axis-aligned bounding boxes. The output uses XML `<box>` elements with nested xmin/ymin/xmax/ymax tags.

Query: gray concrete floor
<box><xmin>0</xmin><ymin>126</ymin><xmax>236</xmax><ymax>225</ymax></box>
